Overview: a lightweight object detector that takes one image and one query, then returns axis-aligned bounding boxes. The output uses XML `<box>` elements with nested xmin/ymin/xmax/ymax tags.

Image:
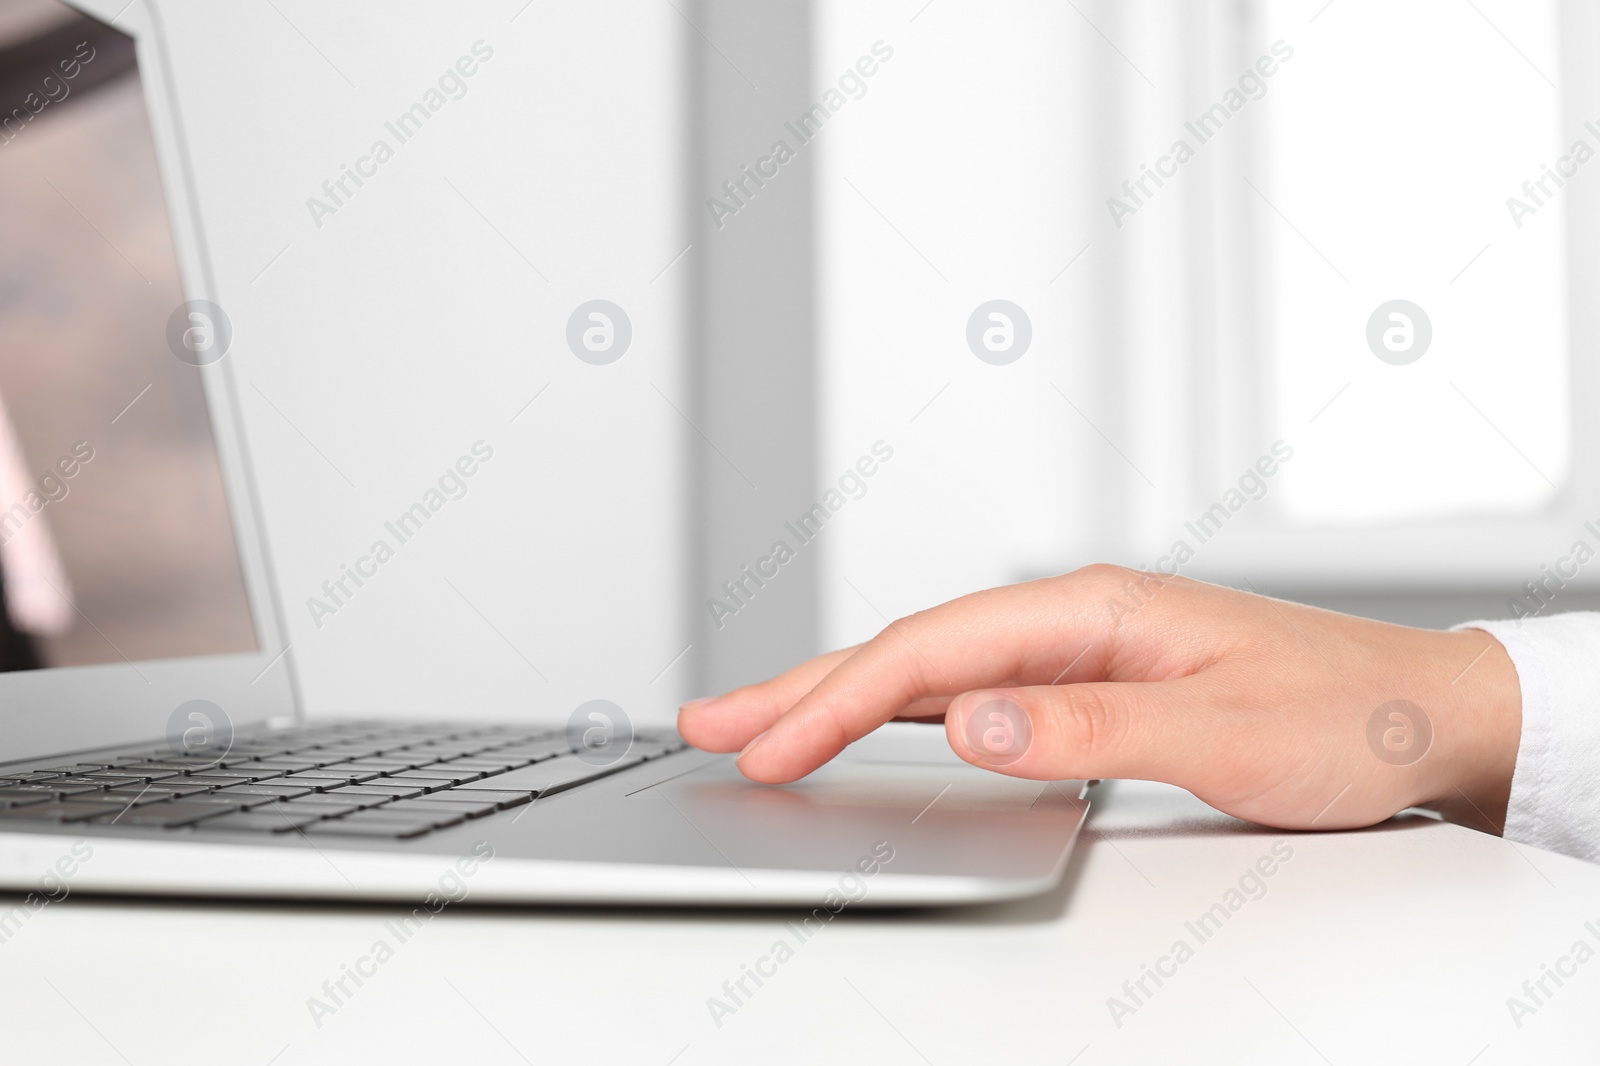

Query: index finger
<box><xmin>677</xmin><ymin>644</ymin><xmax>859</xmax><ymax>752</ymax></box>
<box><xmin>733</xmin><ymin>571</ymin><xmax>1140</xmax><ymax>783</ymax></box>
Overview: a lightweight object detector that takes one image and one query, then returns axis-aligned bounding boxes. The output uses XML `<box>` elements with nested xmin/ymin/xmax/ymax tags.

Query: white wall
<box><xmin>153</xmin><ymin>0</ymin><xmax>690</xmax><ymax>723</ymax></box>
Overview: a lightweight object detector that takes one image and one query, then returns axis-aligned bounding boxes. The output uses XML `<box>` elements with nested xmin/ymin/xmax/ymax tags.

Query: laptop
<box><xmin>0</xmin><ymin>0</ymin><xmax>1088</xmax><ymax>908</ymax></box>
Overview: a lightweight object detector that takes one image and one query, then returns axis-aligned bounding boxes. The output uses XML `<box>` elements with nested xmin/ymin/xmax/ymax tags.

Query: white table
<box><xmin>1</xmin><ymin>780</ymin><xmax>1594</xmax><ymax>1064</ymax></box>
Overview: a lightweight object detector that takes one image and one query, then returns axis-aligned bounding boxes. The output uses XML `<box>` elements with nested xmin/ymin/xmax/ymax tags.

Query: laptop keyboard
<box><xmin>0</xmin><ymin>721</ymin><xmax>686</xmax><ymax>841</ymax></box>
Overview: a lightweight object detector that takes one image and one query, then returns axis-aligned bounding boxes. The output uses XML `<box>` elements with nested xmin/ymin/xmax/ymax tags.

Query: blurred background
<box><xmin>3</xmin><ymin>0</ymin><xmax>1596</xmax><ymax>725</ymax></box>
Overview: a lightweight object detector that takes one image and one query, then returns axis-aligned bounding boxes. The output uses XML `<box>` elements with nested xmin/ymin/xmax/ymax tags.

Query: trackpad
<box><xmin>658</xmin><ymin>724</ymin><xmax>1047</xmax><ymax>814</ymax></box>
<box><xmin>643</xmin><ymin>725</ymin><xmax>1079</xmax><ymax>878</ymax></box>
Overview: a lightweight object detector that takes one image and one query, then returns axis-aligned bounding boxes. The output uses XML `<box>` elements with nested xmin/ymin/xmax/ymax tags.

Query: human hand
<box><xmin>677</xmin><ymin>566</ymin><xmax>1522</xmax><ymax>832</ymax></box>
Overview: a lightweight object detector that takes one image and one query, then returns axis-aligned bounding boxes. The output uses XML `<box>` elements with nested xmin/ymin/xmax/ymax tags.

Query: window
<box><xmin>1253</xmin><ymin>0</ymin><xmax>1569</xmax><ymax>525</ymax></box>
<box><xmin>811</xmin><ymin>1</ymin><xmax>1600</xmax><ymax>646</ymax></box>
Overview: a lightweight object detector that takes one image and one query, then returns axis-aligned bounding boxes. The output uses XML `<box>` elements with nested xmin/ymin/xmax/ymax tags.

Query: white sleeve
<box><xmin>1454</xmin><ymin>612</ymin><xmax>1600</xmax><ymax>862</ymax></box>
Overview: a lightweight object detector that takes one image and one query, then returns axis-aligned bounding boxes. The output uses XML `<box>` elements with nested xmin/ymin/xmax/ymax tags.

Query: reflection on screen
<box><xmin>0</xmin><ymin>0</ymin><xmax>256</xmax><ymax>671</ymax></box>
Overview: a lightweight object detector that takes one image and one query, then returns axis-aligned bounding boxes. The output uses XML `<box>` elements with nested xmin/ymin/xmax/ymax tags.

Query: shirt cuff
<box><xmin>1454</xmin><ymin>612</ymin><xmax>1600</xmax><ymax>863</ymax></box>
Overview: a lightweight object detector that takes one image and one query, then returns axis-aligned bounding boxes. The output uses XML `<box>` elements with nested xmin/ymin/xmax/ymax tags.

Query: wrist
<box><xmin>1422</xmin><ymin>629</ymin><xmax>1521</xmax><ymax>833</ymax></box>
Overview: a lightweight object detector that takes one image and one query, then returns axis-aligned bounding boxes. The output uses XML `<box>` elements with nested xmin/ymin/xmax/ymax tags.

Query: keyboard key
<box><xmin>386</xmin><ymin>769</ymin><xmax>486</xmax><ymax>785</ymax></box>
<box><xmin>49</xmin><ymin>776</ymin><xmax>132</xmax><ymax>790</ymax></box>
<box><xmin>192</xmin><ymin>769</ymin><xmax>288</xmax><ymax>783</ymax></box>
<box><xmin>484</xmin><ymin>739</ymin><xmax>571</xmax><ymax>761</ymax></box>
<box><xmin>352</xmin><ymin>806</ymin><xmax>468</xmax><ymax>829</ymax></box>
<box><xmin>300</xmin><ymin>814</ymin><xmax>433</xmax><ymax>839</ymax></box>
<box><xmin>325</xmin><ymin>783</ymin><xmax>427</xmax><ymax>800</ymax></box>
<box><xmin>279</xmin><ymin>768</ymin><xmax>383</xmax><ymax>785</ymax></box>
<box><xmin>93</xmin><ymin>801</ymin><xmax>239</xmax><ymax>827</ymax></box>
<box><xmin>166</xmin><ymin>794</ymin><xmax>253</xmax><ymax>810</ymax></box>
<box><xmin>213</xmin><ymin>783</ymin><xmax>315</xmax><ymax>800</ymax></box>
<box><xmin>330</xmin><ymin>759</ymin><xmax>420</xmax><ymax>772</ymax></box>
<box><xmin>175</xmin><ymin>775</ymin><xmax>256</xmax><ymax>789</ymax></box>
<box><xmin>424</xmin><ymin>789</ymin><xmax>531</xmax><ymax>810</ymax></box>
<box><xmin>374</xmin><ymin>777</ymin><xmax>453</xmax><ymax>794</ymax></box>
<box><xmin>38</xmin><ymin>764</ymin><xmax>111</xmax><ymax>774</ymax></box>
<box><xmin>453</xmin><ymin>754</ymin><xmax>645</xmax><ymax>797</ymax></box>
<box><xmin>279</xmin><ymin>797</ymin><xmax>372</xmax><ymax>815</ymax></box>
<box><xmin>216</xmin><ymin>746</ymin><xmax>292</xmax><ymax>761</ymax></box>
<box><xmin>112</xmin><ymin>761</ymin><xmax>211</xmax><ymax>772</ymax></box>
<box><xmin>0</xmin><ymin>801</ymin><xmax>127</xmax><ymax>822</ymax></box>
<box><xmin>406</xmin><ymin>741</ymin><xmax>495</xmax><ymax>756</ymax></box>
<box><xmin>438</xmin><ymin>756</ymin><xmax>534</xmax><ymax>773</ymax></box>
<box><xmin>94</xmin><ymin>791</ymin><xmax>179</xmax><ymax>808</ymax></box>
<box><xmin>0</xmin><ymin>792</ymin><xmax>55</xmax><ymax>808</ymax></box>
<box><xmin>199</xmin><ymin>810</ymin><xmax>325</xmax><ymax>833</ymax></box>
<box><xmin>92</xmin><ymin>768</ymin><xmax>184</xmax><ymax>782</ymax></box>
<box><xmin>230</xmin><ymin>755</ymin><xmax>308</xmax><ymax>768</ymax></box>
<box><xmin>273</xmin><ymin>753</ymin><xmax>337</xmax><ymax>763</ymax></box>
<box><xmin>373</xmin><ymin>776</ymin><xmax>459</xmax><ymax>793</ymax></box>
<box><xmin>193</xmin><ymin>791</ymin><xmax>279</xmax><ymax>810</ymax></box>
<box><xmin>382</xmin><ymin>798</ymin><xmax>500</xmax><ymax>820</ymax></box>
<box><xmin>281</xmin><ymin>784</ymin><xmax>371</xmax><ymax>800</ymax></box>
<box><xmin>134</xmin><ymin>782</ymin><xmax>217</xmax><ymax>797</ymax></box>
<box><xmin>0</xmin><ymin>781</ymin><xmax>101</xmax><ymax>796</ymax></box>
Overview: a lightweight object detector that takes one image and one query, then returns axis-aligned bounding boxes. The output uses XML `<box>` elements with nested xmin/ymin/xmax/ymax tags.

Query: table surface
<box><xmin>1</xmin><ymin>779</ymin><xmax>1595</xmax><ymax>1065</ymax></box>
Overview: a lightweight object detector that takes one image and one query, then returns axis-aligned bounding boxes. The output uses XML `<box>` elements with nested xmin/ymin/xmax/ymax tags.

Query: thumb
<box><xmin>945</xmin><ymin>681</ymin><xmax>1206</xmax><ymax>783</ymax></box>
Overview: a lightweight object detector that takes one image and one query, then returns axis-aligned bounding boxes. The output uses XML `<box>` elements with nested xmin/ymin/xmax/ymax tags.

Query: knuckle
<box><xmin>857</xmin><ymin>619</ymin><xmax>941</xmax><ymax>700</ymax></box>
<box><xmin>1070</xmin><ymin>562</ymin><xmax>1135</xmax><ymax>594</ymax></box>
<box><xmin>1068</xmin><ymin>563</ymin><xmax>1186</xmax><ymax>619</ymax></box>
<box><xmin>871</xmin><ymin>608</ymin><xmax>932</xmax><ymax>650</ymax></box>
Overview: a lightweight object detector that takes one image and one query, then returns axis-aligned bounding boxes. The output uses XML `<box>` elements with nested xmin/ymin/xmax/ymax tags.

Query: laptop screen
<box><xmin>0</xmin><ymin>0</ymin><xmax>257</xmax><ymax>673</ymax></box>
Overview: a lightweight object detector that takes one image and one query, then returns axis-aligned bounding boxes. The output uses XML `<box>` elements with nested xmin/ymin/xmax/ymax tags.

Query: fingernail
<box><xmin>679</xmin><ymin>697</ymin><xmax>716</xmax><ymax>713</ymax></box>
<box><xmin>955</xmin><ymin>692</ymin><xmax>1032</xmax><ymax>767</ymax></box>
<box><xmin>738</xmin><ymin>729</ymin><xmax>769</xmax><ymax>760</ymax></box>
